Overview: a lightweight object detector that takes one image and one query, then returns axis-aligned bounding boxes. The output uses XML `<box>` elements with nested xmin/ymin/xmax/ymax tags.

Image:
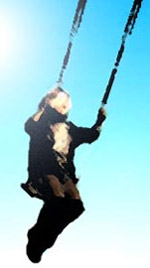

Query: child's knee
<box><xmin>64</xmin><ymin>179</ymin><xmax>81</xmax><ymax>200</ymax></box>
<box><xmin>46</xmin><ymin>175</ymin><xmax>65</xmax><ymax>198</ymax></box>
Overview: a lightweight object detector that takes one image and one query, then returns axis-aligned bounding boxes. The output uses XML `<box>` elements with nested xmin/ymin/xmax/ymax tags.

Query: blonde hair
<box><xmin>38</xmin><ymin>87</ymin><xmax>70</xmax><ymax>110</ymax></box>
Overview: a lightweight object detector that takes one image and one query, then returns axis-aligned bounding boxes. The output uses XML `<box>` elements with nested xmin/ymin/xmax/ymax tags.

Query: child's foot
<box><xmin>26</xmin><ymin>229</ymin><xmax>58</xmax><ymax>263</ymax></box>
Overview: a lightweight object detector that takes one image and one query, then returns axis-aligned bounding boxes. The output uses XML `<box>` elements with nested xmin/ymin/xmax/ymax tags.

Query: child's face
<box><xmin>49</xmin><ymin>92</ymin><xmax>72</xmax><ymax>115</ymax></box>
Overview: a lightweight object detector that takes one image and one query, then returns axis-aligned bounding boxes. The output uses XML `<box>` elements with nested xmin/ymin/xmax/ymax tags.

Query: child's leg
<box><xmin>46</xmin><ymin>175</ymin><xmax>65</xmax><ymax>198</ymax></box>
<box><xmin>26</xmin><ymin>196</ymin><xmax>85</xmax><ymax>263</ymax></box>
<box><xmin>64</xmin><ymin>179</ymin><xmax>81</xmax><ymax>200</ymax></box>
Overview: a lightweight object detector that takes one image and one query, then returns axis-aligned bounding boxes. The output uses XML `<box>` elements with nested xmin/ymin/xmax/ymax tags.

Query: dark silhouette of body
<box><xmin>21</xmin><ymin>87</ymin><xmax>106</xmax><ymax>263</ymax></box>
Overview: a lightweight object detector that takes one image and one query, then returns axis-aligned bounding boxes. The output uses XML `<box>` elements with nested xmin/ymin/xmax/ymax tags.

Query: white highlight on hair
<box><xmin>51</xmin><ymin>123</ymin><xmax>72</xmax><ymax>155</ymax></box>
<box><xmin>50</xmin><ymin>92</ymin><xmax>72</xmax><ymax>114</ymax></box>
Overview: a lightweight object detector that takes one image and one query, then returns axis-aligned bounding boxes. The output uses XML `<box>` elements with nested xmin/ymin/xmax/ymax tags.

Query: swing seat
<box><xmin>21</xmin><ymin>182</ymin><xmax>42</xmax><ymax>199</ymax></box>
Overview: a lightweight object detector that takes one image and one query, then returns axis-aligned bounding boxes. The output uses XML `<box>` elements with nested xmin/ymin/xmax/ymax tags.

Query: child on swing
<box><xmin>21</xmin><ymin>86</ymin><xmax>106</xmax><ymax>263</ymax></box>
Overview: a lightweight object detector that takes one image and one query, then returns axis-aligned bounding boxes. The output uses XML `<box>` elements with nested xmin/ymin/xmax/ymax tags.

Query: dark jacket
<box><xmin>25</xmin><ymin>106</ymin><xmax>100</xmax><ymax>185</ymax></box>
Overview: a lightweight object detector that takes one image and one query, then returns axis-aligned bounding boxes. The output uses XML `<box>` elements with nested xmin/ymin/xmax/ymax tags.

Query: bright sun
<box><xmin>0</xmin><ymin>15</ymin><xmax>16</xmax><ymax>65</ymax></box>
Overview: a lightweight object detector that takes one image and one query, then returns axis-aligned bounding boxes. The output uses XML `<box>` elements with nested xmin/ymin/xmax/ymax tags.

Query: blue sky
<box><xmin>0</xmin><ymin>0</ymin><xmax>150</xmax><ymax>267</ymax></box>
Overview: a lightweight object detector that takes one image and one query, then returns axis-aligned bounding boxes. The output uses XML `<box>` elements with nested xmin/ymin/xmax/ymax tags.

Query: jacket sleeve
<box><xmin>24</xmin><ymin>117</ymin><xmax>39</xmax><ymax>136</ymax></box>
<box><xmin>69</xmin><ymin>122</ymin><xmax>100</xmax><ymax>147</ymax></box>
<box><xmin>24</xmin><ymin>107</ymin><xmax>52</xmax><ymax>136</ymax></box>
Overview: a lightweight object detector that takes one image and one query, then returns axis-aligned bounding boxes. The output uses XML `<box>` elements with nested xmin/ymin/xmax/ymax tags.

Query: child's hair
<box><xmin>38</xmin><ymin>86</ymin><xmax>70</xmax><ymax>110</ymax></box>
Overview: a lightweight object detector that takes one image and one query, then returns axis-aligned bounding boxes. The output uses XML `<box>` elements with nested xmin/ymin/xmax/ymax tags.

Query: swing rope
<box><xmin>101</xmin><ymin>0</ymin><xmax>143</xmax><ymax>105</ymax></box>
<box><xmin>57</xmin><ymin>0</ymin><xmax>87</xmax><ymax>85</ymax></box>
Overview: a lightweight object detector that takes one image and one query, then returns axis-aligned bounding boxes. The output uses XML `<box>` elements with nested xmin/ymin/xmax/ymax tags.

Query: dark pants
<box><xmin>26</xmin><ymin>196</ymin><xmax>85</xmax><ymax>263</ymax></box>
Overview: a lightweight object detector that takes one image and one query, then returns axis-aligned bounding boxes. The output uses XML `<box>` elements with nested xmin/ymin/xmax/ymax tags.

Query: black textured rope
<box><xmin>57</xmin><ymin>0</ymin><xmax>87</xmax><ymax>84</ymax></box>
<box><xmin>102</xmin><ymin>0</ymin><xmax>143</xmax><ymax>105</ymax></box>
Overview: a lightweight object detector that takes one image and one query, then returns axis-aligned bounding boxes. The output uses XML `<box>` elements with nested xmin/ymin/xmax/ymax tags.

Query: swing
<box><xmin>57</xmin><ymin>0</ymin><xmax>143</xmax><ymax>106</ymax></box>
<box><xmin>21</xmin><ymin>0</ymin><xmax>143</xmax><ymax>200</ymax></box>
<box><xmin>23</xmin><ymin>1</ymin><xmax>144</xmax><ymax>263</ymax></box>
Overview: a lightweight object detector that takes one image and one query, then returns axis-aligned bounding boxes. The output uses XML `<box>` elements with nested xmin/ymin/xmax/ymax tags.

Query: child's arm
<box><xmin>24</xmin><ymin>105</ymin><xmax>58</xmax><ymax>136</ymax></box>
<box><xmin>24</xmin><ymin>108</ymin><xmax>45</xmax><ymax>135</ymax></box>
<box><xmin>69</xmin><ymin>108</ymin><xmax>106</xmax><ymax>145</ymax></box>
<box><xmin>91</xmin><ymin>107</ymin><xmax>106</xmax><ymax>132</ymax></box>
<box><xmin>32</xmin><ymin>108</ymin><xmax>45</xmax><ymax>122</ymax></box>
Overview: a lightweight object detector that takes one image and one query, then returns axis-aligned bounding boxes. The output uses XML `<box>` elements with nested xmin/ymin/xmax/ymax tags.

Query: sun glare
<box><xmin>0</xmin><ymin>15</ymin><xmax>16</xmax><ymax>65</ymax></box>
